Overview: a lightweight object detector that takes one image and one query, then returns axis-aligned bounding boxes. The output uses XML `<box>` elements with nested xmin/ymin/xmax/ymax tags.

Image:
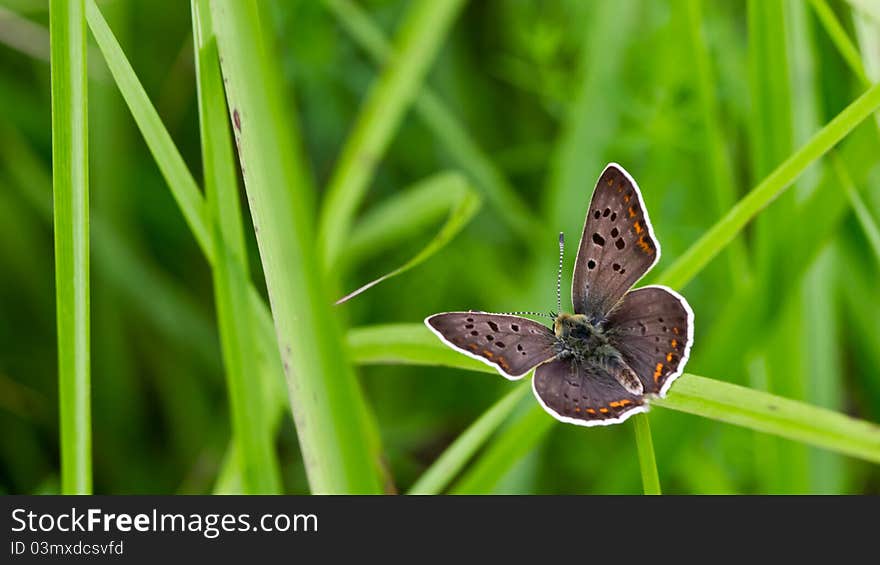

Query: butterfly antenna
<box><xmin>497</xmin><ymin>310</ymin><xmax>555</xmax><ymax>320</ymax></box>
<box><xmin>556</xmin><ymin>232</ymin><xmax>565</xmax><ymax>314</ymax></box>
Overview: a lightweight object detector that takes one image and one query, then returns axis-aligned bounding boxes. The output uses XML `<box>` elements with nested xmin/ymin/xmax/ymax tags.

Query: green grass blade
<box><xmin>832</xmin><ymin>154</ymin><xmax>880</xmax><ymax>265</ymax></box>
<box><xmin>684</xmin><ymin>0</ymin><xmax>750</xmax><ymax>289</ymax></box>
<box><xmin>652</xmin><ymin>375</ymin><xmax>880</xmax><ymax>464</ymax></box>
<box><xmin>854</xmin><ymin>9</ymin><xmax>880</xmax><ymax>132</ymax></box>
<box><xmin>803</xmin><ymin>246</ymin><xmax>846</xmax><ymax>492</ymax></box>
<box><xmin>341</xmin><ymin>172</ymin><xmax>475</xmax><ymax>270</ymax></box>
<box><xmin>854</xmin><ymin>10</ymin><xmax>880</xmax><ymax>80</ymax></box>
<box><xmin>211</xmin><ymin>0</ymin><xmax>382</xmax><ymax>493</ymax></box>
<box><xmin>451</xmin><ymin>404</ymin><xmax>554</xmax><ymax>494</ymax></box>
<box><xmin>658</xmin><ymin>82</ymin><xmax>880</xmax><ymax>290</ymax></box>
<box><xmin>50</xmin><ymin>0</ymin><xmax>91</xmax><ymax>494</ymax></box>
<box><xmin>348</xmin><ymin>323</ymin><xmax>494</xmax><ymax>373</ymax></box>
<box><xmin>191</xmin><ymin>0</ymin><xmax>280</xmax><ymax>494</ymax></box>
<box><xmin>337</xmin><ymin>173</ymin><xmax>480</xmax><ymax>303</ymax></box>
<box><xmin>214</xmin><ymin>290</ymin><xmax>290</xmax><ymax>494</ymax></box>
<box><xmin>351</xmin><ymin>323</ymin><xmax>880</xmax><ymax>466</ymax></box>
<box><xmin>0</xmin><ymin>122</ymin><xmax>222</xmax><ymax>368</ymax></box>
<box><xmin>545</xmin><ymin>1</ymin><xmax>639</xmax><ymax>241</ymax></box>
<box><xmin>810</xmin><ymin>0</ymin><xmax>870</xmax><ymax>86</ymax></box>
<box><xmin>844</xmin><ymin>0</ymin><xmax>880</xmax><ymax>23</ymax></box>
<box><xmin>85</xmin><ymin>0</ymin><xmax>212</xmax><ymax>260</ymax></box>
<box><xmin>633</xmin><ymin>414</ymin><xmax>661</xmax><ymax>495</ymax></box>
<box><xmin>84</xmin><ymin>0</ymin><xmax>294</xmax><ymax>490</ymax></box>
<box><xmin>324</xmin><ymin>0</ymin><xmax>543</xmax><ymax>242</ymax></box>
<box><xmin>408</xmin><ymin>383</ymin><xmax>530</xmax><ymax>495</ymax></box>
<box><xmin>318</xmin><ymin>0</ymin><xmax>466</xmax><ymax>268</ymax></box>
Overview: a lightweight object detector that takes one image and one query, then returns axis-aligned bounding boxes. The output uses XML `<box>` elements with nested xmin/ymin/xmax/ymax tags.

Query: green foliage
<box><xmin>2</xmin><ymin>0</ymin><xmax>879</xmax><ymax>494</ymax></box>
<box><xmin>210</xmin><ymin>0</ymin><xmax>382</xmax><ymax>493</ymax></box>
<box><xmin>191</xmin><ymin>0</ymin><xmax>281</xmax><ymax>493</ymax></box>
<box><xmin>50</xmin><ymin>0</ymin><xmax>91</xmax><ymax>494</ymax></box>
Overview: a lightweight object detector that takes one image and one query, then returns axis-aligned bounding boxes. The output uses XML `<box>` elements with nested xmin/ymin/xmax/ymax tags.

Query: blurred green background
<box><xmin>2</xmin><ymin>0</ymin><xmax>879</xmax><ymax>494</ymax></box>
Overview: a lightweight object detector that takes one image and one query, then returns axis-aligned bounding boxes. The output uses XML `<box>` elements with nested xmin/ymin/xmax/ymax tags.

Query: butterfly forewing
<box><xmin>532</xmin><ymin>357</ymin><xmax>647</xmax><ymax>426</ymax></box>
<box><xmin>425</xmin><ymin>312</ymin><xmax>557</xmax><ymax>379</ymax></box>
<box><xmin>572</xmin><ymin>164</ymin><xmax>660</xmax><ymax>319</ymax></box>
<box><xmin>605</xmin><ymin>285</ymin><xmax>694</xmax><ymax>396</ymax></box>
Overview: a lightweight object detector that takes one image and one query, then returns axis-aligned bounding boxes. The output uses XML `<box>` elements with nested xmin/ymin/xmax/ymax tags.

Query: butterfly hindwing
<box><xmin>425</xmin><ymin>312</ymin><xmax>557</xmax><ymax>379</ymax></box>
<box><xmin>532</xmin><ymin>356</ymin><xmax>647</xmax><ymax>426</ymax></box>
<box><xmin>605</xmin><ymin>285</ymin><xmax>694</xmax><ymax>396</ymax></box>
<box><xmin>572</xmin><ymin>163</ymin><xmax>661</xmax><ymax>319</ymax></box>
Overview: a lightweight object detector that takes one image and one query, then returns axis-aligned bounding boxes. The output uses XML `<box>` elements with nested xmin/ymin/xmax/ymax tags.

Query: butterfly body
<box><xmin>552</xmin><ymin>312</ymin><xmax>644</xmax><ymax>396</ymax></box>
<box><xmin>426</xmin><ymin>163</ymin><xmax>694</xmax><ymax>426</ymax></box>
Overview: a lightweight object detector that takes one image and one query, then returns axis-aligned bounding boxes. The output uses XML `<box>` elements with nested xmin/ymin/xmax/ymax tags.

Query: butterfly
<box><xmin>425</xmin><ymin>163</ymin><xmax>693</xmax><ymax>426</ymax></box>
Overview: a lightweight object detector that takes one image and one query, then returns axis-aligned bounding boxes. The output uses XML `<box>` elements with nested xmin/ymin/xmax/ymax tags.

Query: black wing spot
<box><xmin>471</xmin><ymin>331</ymin><xmax>479</xmax><ymax>336</ymax></box>
<box><xmin>662</xmin><ymin>326</ymin><xmax>668</xmax><ymax>332</ymax></box>
<box><xmin>466</xmin><ymin>317</ymin><xmax>474</xmax><ymax>323</ymax></box>
<box><xmin>587</xmin><ymin>259</ymin><xmax>596</xmax><ymax>269</ymax></box>
<box><xmin>611</xmin><ymin>227</ymin><xmax>619</xmax><ymax>238</ymax></box>
<box><xmin>603</xmin><ymin>208</ymin><xmax>611</xmax><ymax>217</ymax></box>
<box><xmin>465</xmin><ymin>324</ymin><xmax>474</xmax><ymax>329</ymax></box>
<box><xmin>612</xmin><ymin>263</ymin><xmax>620</xmax><ymax>271</ymax></box>
<box><xmin>487</xmin><ymin>321</ymin><xmax>499</xmax><ymax>332</ymax></box>
<box><xmin>620</xmin><ymin>268</ymin><xmax>626</xmax><ymax>274</ymax></box>
<box><xmin>654</xmin><ymin>336</ymin><xmax>660</xmax><ymax>342</ymax></box>
<box><xmin>495</xmin><ymin>341</ymin><xmax>505</xmax><ymax>348</ymax></box>
<box><xmin>594</xmin><ymin>210</ymin><xmax>601</xmax><ymax>219</ymax></box>
<box><xmin>517</xmin><ymin>344</ymin><xmax>524</xmax><ymax>351</ymax></box>
<box><xmin>610</xmin><ymin>212</ymin><xmax>617</xmax><ymax>221</ymax></box>
<box><xmin>592</xmin><ymin>233</ymin><xmax>606</xmax><ymax>246</ymax></box>
<box><xmin>615</xmin><ymin>238</ymin><xmax>625</xmax><ymax>250</ymax></box>
<box><xmin>485</xmin><ymin>335</ymin><xmax>494</xmax><ymax>341</ymax></box>
<box><xmin>658</xmin><ymin>318</ymin><xmax>664</xmax><ymax>323</ymax></box>
<box><xmin>511</xmin><ymin>324</ymin><xmax>520</xmax><ymax>332</ymax></box>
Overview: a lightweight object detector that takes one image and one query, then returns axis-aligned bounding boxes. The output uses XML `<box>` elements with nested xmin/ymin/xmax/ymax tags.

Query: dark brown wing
<box><xmin>425</xmin><ymin>312</ymin><xmax>557</xmax><ymax>379</ymax></box>
<box><xmin>572</xmin><ymin>163</ymin><xmax>661</xmax><ymax>319</ymax></box>
<box><xmin>605</xmin><ymin>285</ymin><xmax>694</xmax><ymax>396</ymax></box>
<box><xmin>532</xmin><ymin>356</ymin><xmax>647</xmax><ymax>426</ymax></box>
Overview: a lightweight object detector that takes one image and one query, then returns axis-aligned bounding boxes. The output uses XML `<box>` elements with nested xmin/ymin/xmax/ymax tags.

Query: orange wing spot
<box><xmin>653</xmin><ymin>362</ymin><xmax>664</xmax><ymax>383</ymax></box>
<box><xmin>623</xmin><ymin>194</ymin><xmax>631</xmax><ymax>203</ymax></box>
<box><xmin>610</xmin><ymin>399</ymin><xmax>633</xmax><ymax>408</ymax></box>
<box><xmin>586</xmin><ymin>408</ymin><xmax>596</xmax><ymax>415</ymax></box>
<box><xmin>609</xmin><ymin>401</ymin><xmax>621</xmax><ymax>408</ymax></box>
<box><xmin>620</xmin><ymin>399</ymin><xmax>632</xmax><ymax>406</ymax></box>
<box><xmin>637</xmin><ymin>236</ymin><xmax>653</xmax><ymax>254</ymax></box>
<box><xmin>666</xmin><ymin>352</ymin><xmax>673</xmax><ymax>362</ymax></box>
<box><xmin>634</xmin><ymin>221</ymin><xmax>643</xmax><ymax>234</ymax></box>
<box><xmin>599</xmin><ymin>407</ymin><xmax>609</xmax><ymax>414</ymax></box>
<box><xmin>469</xmin><ymin>344</ymin><xmax>479</xmax><ymax>351</ymax></box>
<box><xmin>628</xmin><ymin>206</ymin><xmax>637</xmax><ymax>218</ymax></box>
<box><xmin>498</xmin><ymin>357</ymin><xmax>510</xmax><ymax>371</ymax></box>
<box><xmin>673</xmin><ymin>327</ymin><xmax>680</xmax><ymax>335</ymax></box>
<box><xmin>671</xmin><ymin>339</ymin><xmax>678</xmax><ymax>348</ymax></box>
<box><xmin>575</xmin><ymin>407</ymin><xmax>581</xmax><ymax>413</ymax></box>
<box><xmin>607</xmin><ymin>178</ymin><xmax>614</xmax><ymax>186</ymax></box>
<box><xmin>483</xmin><ymin>350</ymin><xmax>494</xmax><ymax>359</ymax></box>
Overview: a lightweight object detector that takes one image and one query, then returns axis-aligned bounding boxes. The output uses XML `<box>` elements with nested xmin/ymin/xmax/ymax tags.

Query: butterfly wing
<box><xmin>604</xmin><ymin>285</ymin><xmax>694</xmax><ymax>396</ymax></box>
<box><xmin>425</xmin><ymin>312</ymin><xmax>557</xmax><ymax>379</ymax></box>
<box><xmin>532</xmin><ymin>356</ymin><xmax>647</xmax><ymax>426</ymax></box>
<box><xmin>572</xmin><ymin>163</ymin><xmax>661</xmax><ymax>319</ymax></box>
